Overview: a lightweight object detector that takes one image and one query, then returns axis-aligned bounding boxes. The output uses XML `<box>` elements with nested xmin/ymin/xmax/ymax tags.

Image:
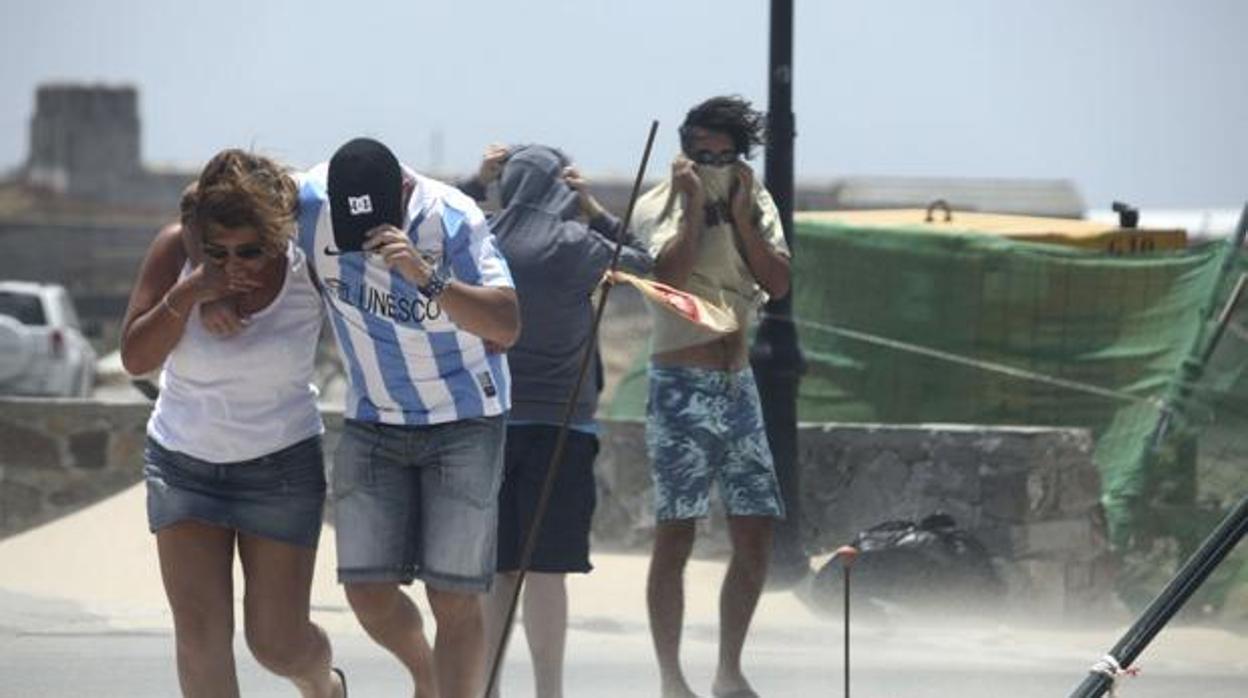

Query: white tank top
<box><xmin>148</xmin><ymin>243</ymin><xmax>325</xmax><ymax>463</ymax></box>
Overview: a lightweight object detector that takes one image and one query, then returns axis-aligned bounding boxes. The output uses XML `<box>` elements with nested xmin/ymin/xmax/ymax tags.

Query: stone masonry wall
<box><xmin>0</xmin><ymin>398</ymin><xmax>149</xmax><ymax>535</ymax></box>
<box><xmin>797</xmin><ymin>423</ymin><xmax>1112</xmax><ymax>612</ymax></box>
<box><xmin>595</xmin><ymin>421</ymin><xmax>1113</xmax><ymax>613</ymax></box>
<box><xmin>0</xmin><ymin>399</ymin><xmax>1110</xmax><ymax>612</ymax></box>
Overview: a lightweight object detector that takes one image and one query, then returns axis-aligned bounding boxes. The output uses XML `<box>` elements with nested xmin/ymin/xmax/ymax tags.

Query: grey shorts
<box><xmin>646</xmin><ymin>365</ymin><xmax>785</xmax><ymax>522</ymax></box>
<box><xmin>144</xmin><ymin>435</ymin><xmax>327</xmax><ymax>549</ymax></box>
<box><xmin>332</xmin><ymin>415</ymin><xmax>506</xmax><ymax>592</ymax></box>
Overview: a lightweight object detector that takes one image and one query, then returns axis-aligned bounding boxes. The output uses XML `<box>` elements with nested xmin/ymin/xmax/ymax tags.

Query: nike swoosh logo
<box><xmin>323</xmin><ymin>245</ymin><xmax>349</xmax><ymax>256</ymax></box>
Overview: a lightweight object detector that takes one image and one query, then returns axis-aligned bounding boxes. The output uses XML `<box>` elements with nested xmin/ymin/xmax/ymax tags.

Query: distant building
<box><xmin>0</xmin><ymin>85</ymin><xmax>194</xmax><ymax>345</ymax></box>
<box><xmin>0</xmin><ymin>83</ymin><xmax>1089</xmax><ymax>348</ymax></box>
<box><xmin>580</xmin><ymin>175</ymin><xmax>1085</xmax><ymax>224</ymax></box>
<box><xmin>24</xmin><ymin>85</ymin><xmax>141</xmax><ymax>197</ymax></box>
<box><xmin>17</xmin><ymin>84</ymin><xmax>191</xmax><ymax>209</ymax></box>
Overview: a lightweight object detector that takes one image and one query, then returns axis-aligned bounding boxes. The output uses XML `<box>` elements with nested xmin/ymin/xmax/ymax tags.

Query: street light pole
<box><xmin>752</xmin><ymin>0</ymin><xmax>807</xmax><ymax>586</ymax></box>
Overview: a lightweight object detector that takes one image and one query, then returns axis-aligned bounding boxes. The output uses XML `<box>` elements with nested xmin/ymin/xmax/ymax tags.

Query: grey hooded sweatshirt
<box><xmin>488</xmin><ymin>145</ymin><xmax>652</xmax><ymax>425</ymax></box>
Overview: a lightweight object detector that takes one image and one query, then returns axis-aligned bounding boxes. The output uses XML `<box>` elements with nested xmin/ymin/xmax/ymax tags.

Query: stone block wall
<box><xmin>0</xmin><ymin>398</ymin><xmax>149</xmax><ymax>535</ymax></box>
<box><xmin>0</xmin><ymin>399</ymin><xmax>345</xmax><ymax>539</ymax></box>
<box><xmin>0</xmin><ymin>399</ymin><xmax>1111</xmax><ymax>612</ymax></box>
<box><xmin>593</xmin><ymin>421</ymin><xmax>1113</xmax><ymax>613</ymax></box>
<box><xmin>796</xmin><ymin>423</ymin><xmax>1113</xmax><ymax>613</ymax></box>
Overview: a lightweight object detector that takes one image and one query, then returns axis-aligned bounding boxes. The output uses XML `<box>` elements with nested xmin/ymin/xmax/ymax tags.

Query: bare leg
<box><xmin>484</xmin><ymin>571</ymin><xmax>570</xmax><ymax>698</ymax></box>
<box><xmin>523</xmin><ymin>572</ymin><xmax>568</xmax><ymax>698</ymax></box>
<box><xmin>648</xmin><ymin>519</ymin><xmax>699</xmax><ymax>698</ymax></box>
<box><xmin>483</xmin><ymin>572</ymin><xmax>519</xmax><ymax>698</ymax></box>
<box><xmin>426</xmin><ymin>586</ymin><xmax>487</xmax><ymax>698</ymax></box>
<box><xmin>237</xmin><ymin>533</ymin><xmax>343</xmax><ymax>698</ymax></box>
<box><xmin>156</xmin><ymin>521</ymin><xmax>240</xmax><ymax>698</ymax></box>
<box><xmin>712</xmin><ymin>516</ymin><xmax>773</xmax><ymax>697</ymax></box>
<box><xmin>345</xmin><ymin>583</ymin><xmax>438</xmax><ymax>697</ymax></box>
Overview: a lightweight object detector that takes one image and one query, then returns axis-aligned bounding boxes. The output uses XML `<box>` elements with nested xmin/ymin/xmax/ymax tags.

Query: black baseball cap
<box><xmin>327</xmin><ymin>138</ymin><xmax>404</xmax><ymax>252</ymax></box>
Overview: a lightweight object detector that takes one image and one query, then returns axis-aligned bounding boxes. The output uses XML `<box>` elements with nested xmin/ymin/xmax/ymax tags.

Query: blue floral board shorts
<box><xmin>645</xmin><ymin>364</ymin><xmax>785</xmax><ymax>522</ymax></box>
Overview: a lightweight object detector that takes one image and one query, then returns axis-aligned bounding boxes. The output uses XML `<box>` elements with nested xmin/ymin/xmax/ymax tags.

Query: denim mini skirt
<box><xmin>144</xmin><ymin>435</ymin><xmax>327</xmax><ymax>548</ymax></box>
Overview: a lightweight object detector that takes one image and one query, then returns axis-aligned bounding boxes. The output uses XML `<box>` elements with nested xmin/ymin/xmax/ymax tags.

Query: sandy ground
<box><xmin>33</xmin><ymin>296</ymin><xmax>1248</xmax><ymax>695</ymax></box>
<box><xmin>1</xmin><ymin>484</ymin><xmax>1245</xmax><ymax>697</ymax></box>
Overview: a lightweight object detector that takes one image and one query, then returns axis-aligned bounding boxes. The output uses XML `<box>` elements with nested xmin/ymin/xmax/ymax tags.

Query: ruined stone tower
<box><xmin>23</xmin><ymin>84</ymin><xmax>142</xmax><ymax>199</ymax></box>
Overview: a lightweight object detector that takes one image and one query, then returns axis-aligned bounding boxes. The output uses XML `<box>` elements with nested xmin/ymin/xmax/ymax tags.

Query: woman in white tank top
<box><xmin>120</xmin><ymin>150</ymin><xmax>345</xmax><ymax>698</ymax></box>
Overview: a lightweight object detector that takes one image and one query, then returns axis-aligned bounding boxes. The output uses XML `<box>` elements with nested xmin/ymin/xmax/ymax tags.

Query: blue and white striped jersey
<box><xmin>296</xmin><ymin>163</ymin><xmax>513</xmax><ymax>425</ymax></box>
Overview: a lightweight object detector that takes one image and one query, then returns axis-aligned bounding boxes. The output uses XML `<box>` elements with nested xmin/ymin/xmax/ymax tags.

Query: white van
<box><xmin>0</xmin><ymin>281</ymin><xmax>97</xmax><ymax>397</ymax></box>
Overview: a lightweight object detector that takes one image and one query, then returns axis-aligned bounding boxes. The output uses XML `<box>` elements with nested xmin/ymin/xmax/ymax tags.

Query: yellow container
<box><xmin>797</xmin><ymin>209</ymin><xmax>1186</xmax><ymax>254</ymax></box>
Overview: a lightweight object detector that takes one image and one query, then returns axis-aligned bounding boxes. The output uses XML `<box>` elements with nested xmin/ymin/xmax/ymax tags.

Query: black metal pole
<box><xmin>835</xmin><ymin>545</ymin><xmax>858</xmax><ymax>698</ymax></box>
<box><xmin>753</xmin><ymin>0</ymin><xmax>808</xmax><ymax>588</ymax></box>
<box><xmin>843</xmin><ymin>562</ymin><xmax>851</xmax><ymax>698</ymax></box>
<box><xmin>1068</xmin><ymin>493</ymin><xmax>1248</xmax><ymax>698</ymax></box>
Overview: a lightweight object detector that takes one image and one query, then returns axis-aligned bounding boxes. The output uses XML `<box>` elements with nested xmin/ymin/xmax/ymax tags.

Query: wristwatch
<box><xmin>420</xmin><ymin>265</ymin><xmax>452</xmax><ymax>299</ymax></box>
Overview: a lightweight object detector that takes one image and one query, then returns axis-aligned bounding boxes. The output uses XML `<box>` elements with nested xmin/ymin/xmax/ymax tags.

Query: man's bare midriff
<box><xmin>651</xmin><ymin>327</ymin><xmax>750</xmax><ymax>371</ymax></box>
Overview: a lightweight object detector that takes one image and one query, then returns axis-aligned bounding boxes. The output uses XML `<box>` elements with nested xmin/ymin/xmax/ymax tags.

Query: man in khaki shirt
<box><xmin>633</xmin><ymin>96</ymin><xmax>791</xmax><ymax>698</ymax></box>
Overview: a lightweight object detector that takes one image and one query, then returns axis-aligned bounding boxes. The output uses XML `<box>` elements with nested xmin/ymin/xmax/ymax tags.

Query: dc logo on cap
<box><xmin>348</xmin><ymin>195</ymin><xmax>374</xmax><ymax>216</ymax></box>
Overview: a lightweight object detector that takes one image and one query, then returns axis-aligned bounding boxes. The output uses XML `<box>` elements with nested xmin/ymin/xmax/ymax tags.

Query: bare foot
<box><xmin>711</xmin><ymin>671</ymin><xmax>759</xmax><ymax>698</ymax></box>
<box><xmin>328</xmin><ymin>667</ymin><xmax>346</xmax><ymax>698</ymax></box>
<box><xmin>661</xmin><ymin>678</ymin><xmax>702</xmax><ymax>698</ymax></box>
<box><xmin>414</xmin><ymin>675</ymin><xmax>437</xmax><ymax>698</ymax></box>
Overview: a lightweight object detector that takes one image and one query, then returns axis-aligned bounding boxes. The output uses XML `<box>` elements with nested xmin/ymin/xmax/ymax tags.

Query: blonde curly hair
<box><xmin>180</xmin><ymin>149</ymin><xmax>298</xmax><ymax>255</ymax></box>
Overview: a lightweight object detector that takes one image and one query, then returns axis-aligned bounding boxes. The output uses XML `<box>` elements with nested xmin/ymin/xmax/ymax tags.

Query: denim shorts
<box><xmin>144</xmin><ymin>435</ymin><xmax>327</xmax><ymax>548</ymax></box>
<box><xmin>497</xmin><ymin>425</ymin><xmax>598</xmax><ymax>574</ymax></box>
<box><xmin>332</xmin><ymin>415</ymin><xmax>506</xmax><ymax>592</ymax></box>
<box><xmin>646</xmin><ymin>364</ymin><xmax>785</xmax><ymax>522</ymax></box>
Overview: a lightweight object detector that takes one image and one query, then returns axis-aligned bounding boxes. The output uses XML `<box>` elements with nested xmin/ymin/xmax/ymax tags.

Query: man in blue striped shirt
<box><xmin>298</xmin><ymin>138</ymin><xmax>519</xmax><ymax>698</ymax></box>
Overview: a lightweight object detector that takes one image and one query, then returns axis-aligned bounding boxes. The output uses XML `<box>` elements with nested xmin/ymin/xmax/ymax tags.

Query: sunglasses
<box><xmin>686</xmin><ymin>149</ymin><xmax>740</xmax><ymax>166</ymax></box>
<box><xmin>202</xmin><ymin>243</ymin><xmax>266</xmax><ymax>262</ymax></box>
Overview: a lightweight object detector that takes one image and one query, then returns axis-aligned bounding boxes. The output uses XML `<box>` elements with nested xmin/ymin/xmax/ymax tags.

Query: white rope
<box><xmin>764</xmin><ymin>313</ymin><xmax>1169</xmax><ymax>411</ymax></box>
<box><xmin>1090</xmin><ymin>653</ymin><xmax>1139</xmax><ymax>697</ymax></box>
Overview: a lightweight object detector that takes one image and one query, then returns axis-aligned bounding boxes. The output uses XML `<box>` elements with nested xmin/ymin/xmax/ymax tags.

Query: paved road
<box><xmin>2</xmin><ymin>587</ymin><xmax>1245</xmax><ymax>697</ymax></box>
<box><xmin>2</xmin><ymin>470</ymin><xmax>1244</xmax><ymax>697</ymax></box>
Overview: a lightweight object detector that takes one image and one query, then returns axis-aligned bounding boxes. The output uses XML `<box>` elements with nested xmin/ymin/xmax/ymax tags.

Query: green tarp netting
<box><xmin>608</xmin><ymin>217</ymin><xmax>1247</xmax><ymax>612</ymax></box>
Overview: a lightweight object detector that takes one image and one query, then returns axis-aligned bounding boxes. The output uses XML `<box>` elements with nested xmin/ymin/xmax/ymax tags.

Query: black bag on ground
<box><xmin>811</xmin><ymin>513</ymin><xmax>1004</xmax><ymax>614</ymax></box>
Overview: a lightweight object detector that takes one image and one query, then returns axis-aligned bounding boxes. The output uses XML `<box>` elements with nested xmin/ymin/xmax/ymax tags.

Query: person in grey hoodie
<box><xmin>462</xmin><ymin>144</ymin><xmax>651</xmax><ymax>697</ymax></box>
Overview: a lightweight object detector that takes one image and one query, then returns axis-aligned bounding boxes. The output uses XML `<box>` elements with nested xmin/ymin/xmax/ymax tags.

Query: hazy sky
<box><xmin>1</xmin><ymin>0</ymin><xmax>1244</xmax><ymax>208</ymax></box>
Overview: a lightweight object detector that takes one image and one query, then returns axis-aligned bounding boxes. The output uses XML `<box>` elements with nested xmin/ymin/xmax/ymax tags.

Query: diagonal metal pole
<box><xmin>1070</xmin><ymin>204</ymin><xmax>1248</xmax><ymax>695</ymax></box>
<box><xmin>482</xmin><ymin>120</ymin><xmax>659</xmax><ymax>698</ymax></box>
<box><xmin>1067</xmin><ymin>493</ymin><xmax>1247</xmax><ymax>697</ymax></box>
